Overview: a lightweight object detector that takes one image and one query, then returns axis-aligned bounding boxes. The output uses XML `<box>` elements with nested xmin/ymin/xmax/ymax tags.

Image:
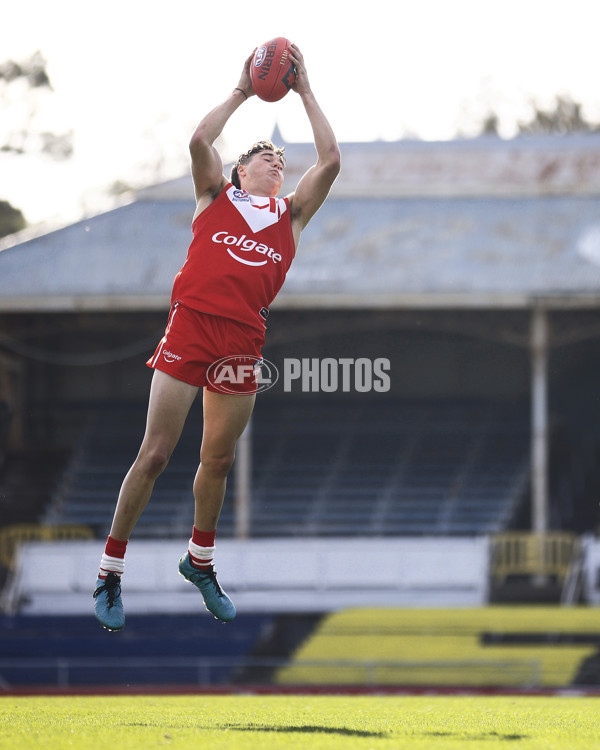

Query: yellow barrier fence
<box><xmin>490</xmin><ymin>532</ymin><xmax>579</xmax><ymax>584</ymax></box>
<box><xmin>0</xmin><ymin>523</ymin><xmax>94</xmax><ymax>570</ymax></box>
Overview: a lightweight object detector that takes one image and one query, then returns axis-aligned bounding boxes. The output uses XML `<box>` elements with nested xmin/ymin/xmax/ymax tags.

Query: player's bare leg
<box><xmin>110</xmin><ymin>370</ymin><xmax>199</xmax><ymax>540</ymax></box>
<box><xmin>193</xmin><ymin>389</ymin><xmax>256</xmax><ymax>531</ymax></box>
<box><xmin>94</xmin><ymin>370</ymin><xmax>198</xmax><ymax>630</ymax></box>
<box><xmin>178</xmin><ymin>389</ymin><xmax>256</xmax><ymax>622</ymax></box>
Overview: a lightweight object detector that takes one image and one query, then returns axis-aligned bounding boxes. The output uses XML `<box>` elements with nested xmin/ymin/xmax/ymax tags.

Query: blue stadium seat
<box><xmin>43</xmin><ymin>398</ymin><xmax>529</xmax><ymax>539</ymax></box>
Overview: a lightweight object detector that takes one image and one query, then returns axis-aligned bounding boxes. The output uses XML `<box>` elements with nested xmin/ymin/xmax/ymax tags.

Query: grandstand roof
<box><xmin>1</xmin><ymin>134</ymin><xmax>600</xmax><ymax>312</ymax></box>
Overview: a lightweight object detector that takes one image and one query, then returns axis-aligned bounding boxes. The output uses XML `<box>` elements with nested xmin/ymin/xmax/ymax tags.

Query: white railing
<box><xmin>0</xmin><ymin>657</ymin><xmax>543</xmax><ymax>690</ymax></box>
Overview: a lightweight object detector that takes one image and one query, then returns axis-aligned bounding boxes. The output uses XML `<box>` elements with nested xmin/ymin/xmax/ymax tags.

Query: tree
<box><xmin>0</xmin><ymin>201</ymin><xmax>26</xmax><ymax>238</ymax></box>
<box><xmin>476</xmin><ymin>94</ymin><xmax>599</xmax><ymax>137</ymax></box>
<box><xmin>518</xmin><ymin>94</ymin><xmax>599</xmax><ymax>135</ymax></box>
<box><xmin>0</xmin><ymin>51</ymin><xmax>73</xmax><ymax>159</ymax></box>
<box><xmin>0</xmin><ymin>51</ymin><xmax>74</xmax><ymax>237</ymax></box>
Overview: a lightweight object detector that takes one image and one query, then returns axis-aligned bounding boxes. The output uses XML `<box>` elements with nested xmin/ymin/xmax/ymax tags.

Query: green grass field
<box><xmin>1</xmin><ymin>694</ymin><xmax>599</xmax><ymax>750</ymax></box>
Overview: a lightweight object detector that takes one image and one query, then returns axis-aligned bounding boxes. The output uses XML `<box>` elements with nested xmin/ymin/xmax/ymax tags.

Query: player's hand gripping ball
<box><xmin>250</xmin><ymin>37</ymin><xmax>296</xmax><ymax>102</ymax></box>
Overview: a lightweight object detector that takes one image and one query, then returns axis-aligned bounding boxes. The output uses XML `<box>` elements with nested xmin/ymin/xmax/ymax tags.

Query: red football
<box><xmin>250</xmin><ymin>37</ymin><xmax>296</xmax><ymax>103</ymax></box>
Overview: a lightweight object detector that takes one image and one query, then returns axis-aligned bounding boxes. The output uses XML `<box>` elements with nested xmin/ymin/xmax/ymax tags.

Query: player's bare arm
<box><xmin>189</xmin><ymin>52</ymin><xmax>256</xmax><ymax>218</ymax></box>
<box><xmin>287</xmin><ymin>44</ymin><xmax>341</xmax><ymax>247</ymax></box>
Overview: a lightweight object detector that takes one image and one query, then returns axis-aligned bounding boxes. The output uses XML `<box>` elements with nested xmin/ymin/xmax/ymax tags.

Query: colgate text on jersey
<box><xmin>212</xmin><ymin>231</ymin><xmax>283</xmax><ymax>263</ymax></box>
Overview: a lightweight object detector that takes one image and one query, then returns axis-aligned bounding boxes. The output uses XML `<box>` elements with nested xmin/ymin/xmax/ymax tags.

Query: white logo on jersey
<box><xmin>163</xmin><ymin>350</ymin><xmax>182</xmax><ymax>363</ymax></box>
<box><xmin>212</xmin><ymin>231</ymin><xmax>282</xmax><ymax>267</ymax></box>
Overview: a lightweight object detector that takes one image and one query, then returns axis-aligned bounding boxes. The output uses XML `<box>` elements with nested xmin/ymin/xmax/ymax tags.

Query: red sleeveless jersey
<box><xmin>171</xmin><ymin>183</ymin><xmax>296</xmax><ymax>332</ymax></box>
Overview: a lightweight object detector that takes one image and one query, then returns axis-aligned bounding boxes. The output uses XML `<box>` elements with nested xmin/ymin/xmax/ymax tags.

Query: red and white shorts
<box><xmin>147</xmin><ymin>302</ymin><xmax>265</xmax><ymax>394</ymax></box>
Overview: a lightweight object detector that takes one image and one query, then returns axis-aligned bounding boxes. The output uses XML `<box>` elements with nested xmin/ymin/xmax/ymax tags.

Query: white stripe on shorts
<box><xmin>150</xmin><ymin>302</ymin><xmax>180</xmax><ymax>368</ymax></box>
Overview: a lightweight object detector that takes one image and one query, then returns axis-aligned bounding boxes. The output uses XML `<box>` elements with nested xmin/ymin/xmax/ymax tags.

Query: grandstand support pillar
<box><xmin>234</xmin><ymin>417</ymin><xmax>252</xmax><ymax>539</ymax></box>
<box><xmin>0</xmin><ymin>350</ymin><xmax>24</xmax><ymax>450</ymax></box>
<box><xmin>530</xmin><ymin>307</ymin><xmax>550</xmax><ymax>547</ymax></box>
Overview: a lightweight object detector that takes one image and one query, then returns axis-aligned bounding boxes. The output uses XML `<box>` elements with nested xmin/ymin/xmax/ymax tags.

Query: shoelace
<box><xmin>93</xmin><ymin>574</ymin><xmax>122</xmax><ymax>609</ymax></box>
<box><xmin>204</xmin><ymin>567</ymin><xmax>224</xmax><ymax>596</ymax></box>
<box><xmin>191</xmin><ymin>566</ymin><xmax>224</xmax><ymax>596</ymax></box>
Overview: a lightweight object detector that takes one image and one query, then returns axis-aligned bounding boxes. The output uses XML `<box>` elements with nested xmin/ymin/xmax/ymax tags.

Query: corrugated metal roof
<box><xmin>0</xmin><ymin>200</ymin><xmax>192</xmax><ymax>310</ymax></box>
<box><xmin>1</xmin><ymin>136</ymin><xmax>600</xmax><ymax>312</ymax></box>
<box><xmin>284</xmin><ymin>195</ymin><xmax>600</xmax><ymax>305</ymax></box>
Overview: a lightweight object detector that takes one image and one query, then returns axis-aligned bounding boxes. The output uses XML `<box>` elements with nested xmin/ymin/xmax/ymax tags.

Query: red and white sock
<box><xmin>188</xmin><ymin>527</ymin><xmax>216</xmax><ymax>570</ymax></box>
<box><xmin>98</xmin><ymin>535</ymin><xmax>128</xmax><ymax>579</ymax></box>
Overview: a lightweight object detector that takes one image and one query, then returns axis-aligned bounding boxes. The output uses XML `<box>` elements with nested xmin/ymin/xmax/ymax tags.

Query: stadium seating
<box><xmin>0</xmin><ymin>612</ymin><xmax>273</xmax><ymax>687</ymax></box>
<box><xmin>3</xmin><ymin>605</ymin><xmax>599</xmax><ymax>689</ymax></box>
<box><xmin>275</xmin><ymin>607</ymin><xmax>600</xmax><ymax>688</ymax></box>
<box><xmin>42</xmin><ymin>398</ymin><xmax>530</xmax><ymax>539</ymax></box>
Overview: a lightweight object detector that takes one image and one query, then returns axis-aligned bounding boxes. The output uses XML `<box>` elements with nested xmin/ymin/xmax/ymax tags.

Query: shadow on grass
<box><xmin>423</xmin><ymin>732</ymin><xmax>527</xmax><ymax>741</ymax></box>
<box><xmin>122</xmin><ymin>722</ymin><xmax>525</xmax><ymax>741</ymax></box>
<box><xmin>224</xmin><ymin>724</ymin><xmax>389</xmax><ymax>738</ymax></box>
<box><xmin>122</xmin><ymin>721</ymin><xmax>388</xmax><ymax>738</ymax></box>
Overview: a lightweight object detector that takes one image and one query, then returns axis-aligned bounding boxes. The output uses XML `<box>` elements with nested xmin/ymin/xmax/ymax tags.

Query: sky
<box><xmin>1</xmin><ymin>0</ymin><xmax>598</xmax><ymax>227</ymax></box>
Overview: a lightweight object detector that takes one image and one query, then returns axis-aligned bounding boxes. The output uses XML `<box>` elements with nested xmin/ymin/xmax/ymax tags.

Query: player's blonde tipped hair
<box><xmin>230</xmin><ymin>140</ymin><xmax>286</xmax><ymax>189</ymax></box>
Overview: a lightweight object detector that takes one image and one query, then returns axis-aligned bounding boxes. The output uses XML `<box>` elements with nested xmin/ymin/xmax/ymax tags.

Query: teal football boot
<box><xmin>93</xmin><ymin>572</ymin><xmax>125</xmax><ymax>631</ymax></box>
<box><xmin>178</xmin><ymin>553</ymin><xmax>236</xmax><ymax>622</ymax></box>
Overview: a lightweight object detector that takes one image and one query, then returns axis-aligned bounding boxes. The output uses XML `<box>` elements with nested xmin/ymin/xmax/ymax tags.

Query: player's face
<box><xmin>239</xmin><ymin>150</ymin><xmax>284</xmax><ymax>196</ymax></box>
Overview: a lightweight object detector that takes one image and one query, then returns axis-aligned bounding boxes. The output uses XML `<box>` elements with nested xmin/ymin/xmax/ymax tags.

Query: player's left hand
<box><xmin>289</xmin><ymin>44</ymin><xmax>311</xmax><ymax>96</ymax></box>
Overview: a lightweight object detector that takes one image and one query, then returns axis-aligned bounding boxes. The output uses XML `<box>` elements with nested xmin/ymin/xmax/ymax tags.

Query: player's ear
<box><xmin>237</xmin><ymin>163</ymin><xmax>247</xmax><ymax>181</ymax></box>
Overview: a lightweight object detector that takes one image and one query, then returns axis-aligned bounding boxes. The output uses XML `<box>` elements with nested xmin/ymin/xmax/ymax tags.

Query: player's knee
<box><xmin>138</xmin><ymin>445</ymin><xmax>171</xmax><ymax>479</ymax></box>
<box><xmin>200</xmin><ymin>451</ymin><xmax>235</xmax><ymax>478</ymax></box>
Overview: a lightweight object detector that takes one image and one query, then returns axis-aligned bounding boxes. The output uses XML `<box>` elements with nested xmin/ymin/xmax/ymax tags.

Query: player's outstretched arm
<box><xmin>288</xmin><ymin>44</ymin><xmax>341</xmax><ymax>240</ymax></box>
<box><xmin>189</xmin><ymin>52</ymin><xmax>256</xmax><ymax>204</ymax></box>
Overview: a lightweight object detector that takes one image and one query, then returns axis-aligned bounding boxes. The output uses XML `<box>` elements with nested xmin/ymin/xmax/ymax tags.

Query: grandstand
<box><xmin>0</xmin><ymin>612</ymin><xmax>274</xmax><ymax>687</ymax></box>
<box><xmin>1</xmin><ymin>135</ymin><xmax>600</xmax><ymax>574</ymax></box>
<box><xmin>41</xmin><ymin>397</ymin><xmax>530</xmax><ymax>539</ymax></box>
<box><xmin>1</xmin><ymin>134</ymin><xmax>600</xmax><ymax>689</ymax></box>
<box><xmin>275</xmin><ymin>607</ymin><xmax>600</xmax><ymax>689</ymax></box>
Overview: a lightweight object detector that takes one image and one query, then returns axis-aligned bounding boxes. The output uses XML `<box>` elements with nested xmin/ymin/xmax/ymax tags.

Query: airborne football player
<box><xmin>93</xmin><ymin>41</ymin><xmax>340</xmax><ymax>630</ymax></box>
